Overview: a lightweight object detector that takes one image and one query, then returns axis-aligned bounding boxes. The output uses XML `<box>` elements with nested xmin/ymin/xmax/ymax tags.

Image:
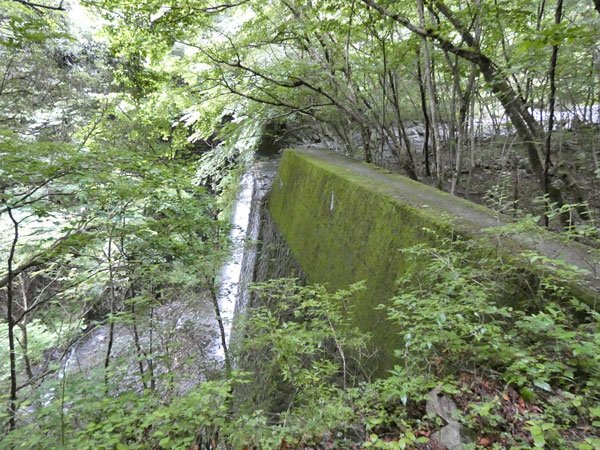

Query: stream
<box><xmin>57</xmin><ymin>164</ymin><xmax>266</xmax><ymax>393</ymax></box>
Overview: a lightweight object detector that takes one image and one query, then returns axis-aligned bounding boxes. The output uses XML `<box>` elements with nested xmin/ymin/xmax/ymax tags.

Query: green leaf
<box><xmin>533</xmin><ymin>380</ymin><xmax>552</xmax><ymax>392</ymax></box>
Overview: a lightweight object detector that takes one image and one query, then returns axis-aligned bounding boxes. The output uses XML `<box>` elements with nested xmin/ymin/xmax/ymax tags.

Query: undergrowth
<box><xmin>2</xmin><ymin>231</ymin><xmax>599</xmax><ymax>449</ymax></box>
<box><xmin>374</xmin><ymin>231</ymin><xmax>600</xmax><ymax>449</ymax></box>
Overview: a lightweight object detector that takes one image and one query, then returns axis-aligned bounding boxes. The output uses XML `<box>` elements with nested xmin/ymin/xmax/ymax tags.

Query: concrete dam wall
<box><xmin>264</xmin><ymin>148</ymin><xmax>600</xmax><ymax>372</ymax></box>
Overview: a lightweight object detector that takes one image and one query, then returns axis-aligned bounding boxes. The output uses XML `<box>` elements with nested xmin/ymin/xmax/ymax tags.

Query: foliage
<box><xmin>0</xmin><ymin>3</ymin><xmax>112</xmax><ymax>140</ymax></box>
<box><xmin>233</xmin><ymin>279</ymin><xmax>368</xmax><ymax>446</ymax></box>
<box><xmin>1</xmin><ymin>280</ymin><xmax>372</xmax><ymax>449</ymax></box>
<box><xmin>2</xmin><ymin>235</ymin><xmax>600</xmax><ymax>448</ymax></box>
<box><xmin>2</xmin><ymin>0</ymin><xmax>600</xmax><ymax>446</ymax></box>
<box><xmin>0</xmin><ymin>364</ymin><xmax>238</xmax><ymax>449</ymax></box>
<box><xmin>0</xmin><ymin>82</ymin><xmax>230</xmax><ymax>438</ymax></box>
<box><xmin>378</xmin><ymin>231</ymin><xmax>600</xmax><ymax>448</ymax></box>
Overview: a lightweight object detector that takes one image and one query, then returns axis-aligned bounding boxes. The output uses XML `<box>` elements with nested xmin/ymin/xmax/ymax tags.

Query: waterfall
<box><xmin>217</xmin><ymin>171</ymin><xmax>255</xmax><ymax>354</ymax></box>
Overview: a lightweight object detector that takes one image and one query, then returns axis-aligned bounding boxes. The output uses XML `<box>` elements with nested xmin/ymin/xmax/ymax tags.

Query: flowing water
<box><xmin>216</xmin><ymin>171</ymin><xmax>255</xmax><ymax>357</ymax></box>
<box><xmin>58</xmin><ymin>167</ymin><xmax>263</xmax><ymax>384</ymax></box>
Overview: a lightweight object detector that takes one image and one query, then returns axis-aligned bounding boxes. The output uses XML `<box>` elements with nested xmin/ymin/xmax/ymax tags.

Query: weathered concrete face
<box><xmin>267</xmin><ymin>148</ymin><xmax>600</xmax><ymax>374</ymax></box>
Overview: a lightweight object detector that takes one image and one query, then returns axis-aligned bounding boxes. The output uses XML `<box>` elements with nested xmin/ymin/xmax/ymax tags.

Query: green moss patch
<box><xmin>267</xmin><ymin>148</ymin><xmax>599</xmax><ymax>375</ymax></box>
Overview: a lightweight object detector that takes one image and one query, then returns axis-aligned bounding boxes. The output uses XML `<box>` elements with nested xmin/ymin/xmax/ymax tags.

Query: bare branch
<box><xmin>10</xmin><ymin>0</ymin><xmax>65</xmax><ymax>12</ymax></box>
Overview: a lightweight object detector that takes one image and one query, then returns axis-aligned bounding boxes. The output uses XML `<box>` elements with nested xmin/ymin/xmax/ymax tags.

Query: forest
<box><xmin>1</xmin><ymin>0</ymin><xmax>599</xmax><ymax>448</ymax></box>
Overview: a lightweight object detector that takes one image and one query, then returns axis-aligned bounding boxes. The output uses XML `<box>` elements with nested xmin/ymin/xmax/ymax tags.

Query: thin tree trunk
<box><xmin>360</xmin><ymin>127</ymin><xmax>373</xmax><ymax>163</ymax></box>
<box><xmin>533</xmin><ymin>0</ymin><xmax>547</xmax><ymax>101</ymax></box>
<box><xmin>388</xmin><ymin>70</ymin><xmax>418</xmax><ymax>180</ymax></box>
<box><xmin>466</xmin><ymin>84</ymin><xmax>477</xmax><ymax>198</ymax></box>
<box><xmin>396</xmin><ymin>117</ymin><xmax>418</xmax><ymax>180</ymax></box>
<box><xmin>450</xmin><ymin>61</ymin><xmax>478</xmax><ymax>195</ymax></box>
<box><xmin>104</xmin><ymin>324</ymin><xmax>115</xmax><ymax>392</ymax></box>
<box><xmin>417</xmin><ymin>0</ymin><xmax>443</xmax><ymax>188</ymax></box>
<box><xmin>18</xmin><ymin>276</ymin><xmax>33</xmax><ymax>380</ymax></box>
<box><xmin>60</xmin><ymin>363</ymin><xmax>68</xmax><ymax>446</ymax></box>
<box><xmin>452</xmin><ymin>114</ymin><xmax>464</xmax><ymax>195</ymax></box>
<box><xmin>543</xmin><ymin>0</ymin><xmax>563</xmax><ymax>226</ymax></box>
<box><xmin>130</xmin><ymin>300</ymin><xmax>148</xmax><ymax>390</ymax></box>
<box><xmin>513</xmin><ymin>166</ymin><xmax>520</xmax><ymax>215</ymax></box>
<box><xmin>6</xmin><ymin>207</ymin><xmax>19</xmax><ymax>432</ymax></box>
<box><xmin>104</xmin><ymin>232</ymin><xmax>116</xmax><ymax>392</ymax></box>
<box><xmin>149</xmin><ymin>306</ymin><xmax>155</xmax><ymax>391</ymax></box>
<box><xmin>447</xmin><ymin>54</ymin><xmax>459</xmax><ymax>171</ymax></box>
<box><xmin>416</xmin><ymin>49</ymin><xmax>432</xmax><ymax>176</ymax></box>
<box><xmin>446</xmin><ymin>52</ymin><xmax>460</xmax><ymax>194</ymax></box>
<box><xmin>208</xmin><ymin>278</ymin><xmax>230</xmax><ymax>373</ymax></box>
<box><xmin>379</xmin><ymin>36</ymin><xmax>388</xmax><ymax>165</ymax></box>
<box><xmin>450</xmin><ymin>3</ymin><xmax>480</xmax><ymax>195</ymax></box>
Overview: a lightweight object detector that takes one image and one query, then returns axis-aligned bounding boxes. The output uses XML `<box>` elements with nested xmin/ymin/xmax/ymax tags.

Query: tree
<box><xmin>359</xmin><ymin>0</ymin><xmax>600</xmax><ymax>222</ymax></box>
<box><xmin>1</xmin><ymin>4</ymin><xmax>231</xmax><ymax>428</ymax></box>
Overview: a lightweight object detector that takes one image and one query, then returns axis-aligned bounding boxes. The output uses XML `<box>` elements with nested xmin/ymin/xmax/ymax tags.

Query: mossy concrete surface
<box><xmin>267</xmin><ymin>147</ymin><xmax>600</xmax><ymax>373</ymax></box>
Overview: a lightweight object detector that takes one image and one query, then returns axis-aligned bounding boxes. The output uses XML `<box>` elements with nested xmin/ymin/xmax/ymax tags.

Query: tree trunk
<box><xmin>208</xmin><ymin>278</ymin><xmax>231</xmax><ymax>373</ymax></box>
<box><xmin>104</xmin><ymin>232</ymin><xmax>116</xmax><ymax>392</ymax></box>
<box><xmin>466</xmin><ymin>85</ymin><xmax>477</xmax><ymax>198</ymax></box>
<box><xmin>388</xmin><ymin>70</ymin><xmax>418</xmax><ymax>180</ymax></box>
<box><xmin>416</xmin><ymin>49</ymin><xmax>432</xmax><ymax>176</ymax></box>
<box><xmin>149</xmin><ymin>306</ymin><xmax>155</xmax><ymax>391</ymax></box>
<box><xmin>417</xmin><ymin>0</ymin><xmax>443</xmax><ymax>188</ymax></box>
<box><xmin>18</xmin><ymin>274</ymin><xmax>34</xmax><ymax>381</ymax></box>
<box><xmin>130</xmin><ymin>299</ymin><xmax>148</xmax><ymax>390</ymax></box>
<box><xmin>6</xmin><ymin>207</ymin><xmax>19</xmax><ymax>432</ymax></box>
<box><xmin>543</xmin><ymin>0</ymin><xmax>563</xmax><ymax>226</ymax></box>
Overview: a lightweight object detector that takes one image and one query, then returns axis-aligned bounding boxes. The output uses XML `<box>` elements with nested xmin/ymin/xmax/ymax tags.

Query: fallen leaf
<box><xmin>478</xmin><ymin>437</ymin><xmax>491</xmax><ymax>446</ymax></box>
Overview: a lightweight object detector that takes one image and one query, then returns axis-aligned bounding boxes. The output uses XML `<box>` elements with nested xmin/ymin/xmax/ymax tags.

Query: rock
<box><xmin>517</xmin><ymin>160</ymin><xmax>532</xmax><ymax>172</ymax></box>
<box><xmin>426</xmin><ymin>387</ymin><xmax>472</xmax><ymax>450</ymax></box>
<box><xmin>426</xmin><ymin>387</ymin><xmax>459</xmax><ymax>423</ymax></box>
<box><xmin>412</xmin><ymin>125</ymin><xmax>426</xmax><ymax>136</ymax></box>
<box><xmin>431</xmin><ymin>422</ymin><xmax>464</xmax><ymax>450</ymax></box>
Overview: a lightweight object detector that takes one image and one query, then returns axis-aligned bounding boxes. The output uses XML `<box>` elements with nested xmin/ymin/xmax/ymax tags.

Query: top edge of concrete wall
<box><xmin>283</xmin><ymin>147</ymin><xmax>600</xmax><ymax>299</ymax></box>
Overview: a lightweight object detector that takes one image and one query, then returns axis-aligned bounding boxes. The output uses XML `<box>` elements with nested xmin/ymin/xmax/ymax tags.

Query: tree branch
<box><xmin>0</xmin><ymin>224</ymin><xmax>90</xmax><ymax>290</ymax></box>
<box><xmin>10</xmin><ymin>0</ymin><xmax>65</xmax><ymax>12</ymax></box>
